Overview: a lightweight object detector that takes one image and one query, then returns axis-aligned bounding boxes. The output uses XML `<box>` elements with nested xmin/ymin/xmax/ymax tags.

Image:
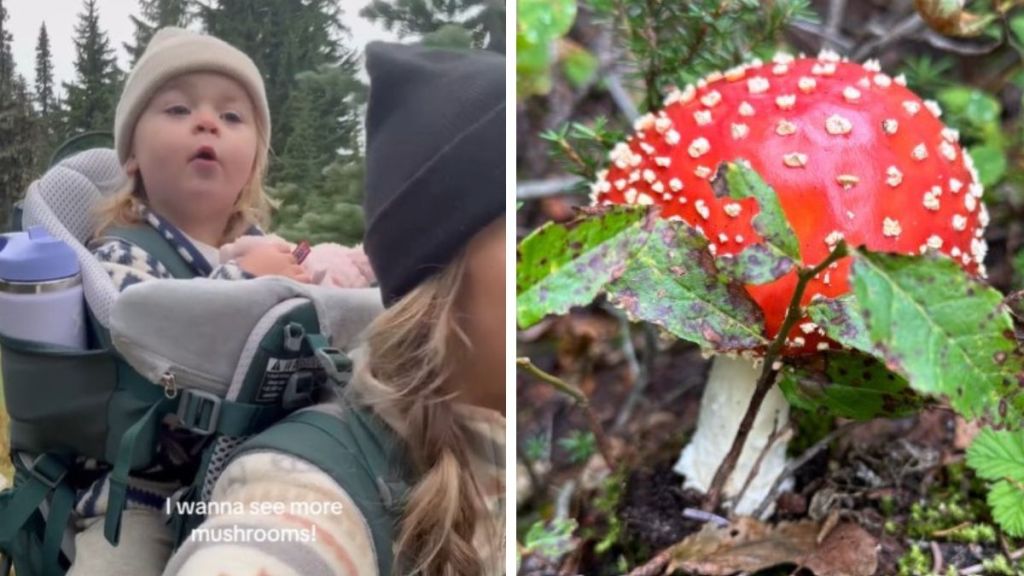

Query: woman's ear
<box><xmin>124</xmin><ymin>157</ymin><xmax>139</xmax><ymax>177</ymax></box>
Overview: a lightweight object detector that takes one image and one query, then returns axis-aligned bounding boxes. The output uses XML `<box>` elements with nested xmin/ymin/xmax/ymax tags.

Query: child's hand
<box><xmin>236</xmin><ymin>243</ymin><xmax>312</xmax><ymax>283</ymax></box>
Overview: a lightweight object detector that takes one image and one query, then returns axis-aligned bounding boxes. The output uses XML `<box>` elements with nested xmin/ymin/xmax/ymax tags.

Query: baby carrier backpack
<box><xmin>0</xmin><ymin>142</ymin><xmax>411</xmax><ymax>576</ymax></box>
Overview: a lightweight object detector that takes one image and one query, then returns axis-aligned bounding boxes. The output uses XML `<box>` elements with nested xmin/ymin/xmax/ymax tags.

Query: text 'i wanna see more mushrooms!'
<box><xmin>589</xmin><ymin>49</ymin><xmax>989</xmax><ymax>515</ymax></box>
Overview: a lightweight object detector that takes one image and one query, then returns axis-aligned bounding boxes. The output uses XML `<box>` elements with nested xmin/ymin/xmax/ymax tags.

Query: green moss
<box><xmin>897</xmin><ymin>545</ymin><xmax>931</xmax><ymax>576</ymax></box>
<box><xmin>594</xmin><ymin>468</ymin><xmax>628</xmax><ymax>556</ymax></box>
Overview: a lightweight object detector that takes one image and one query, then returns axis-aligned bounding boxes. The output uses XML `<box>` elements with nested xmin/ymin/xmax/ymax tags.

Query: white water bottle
<box><xmin>0</xmin><ymin>226</ymin><xmax>86</xmax><ymax>348</ymax></box>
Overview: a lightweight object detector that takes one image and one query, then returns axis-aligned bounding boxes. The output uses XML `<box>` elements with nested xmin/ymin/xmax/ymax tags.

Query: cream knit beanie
<box><xmin>114</xmin><ymin>27</ymin><xmax>270</xmax><ymax>164</ymax></box>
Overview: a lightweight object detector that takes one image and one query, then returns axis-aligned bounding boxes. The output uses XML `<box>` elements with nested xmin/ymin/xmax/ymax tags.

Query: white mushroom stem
<box><xmin>673</xmin><ymin>355</ymin><xmax>792</xmax><ymax>517</ymax></box>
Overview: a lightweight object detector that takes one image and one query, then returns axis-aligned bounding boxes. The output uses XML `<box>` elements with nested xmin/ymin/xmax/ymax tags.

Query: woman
<box><xmin>162</xmin><ymin>41</ymin><xmax>506</xmax><ymax>576</ymax></box>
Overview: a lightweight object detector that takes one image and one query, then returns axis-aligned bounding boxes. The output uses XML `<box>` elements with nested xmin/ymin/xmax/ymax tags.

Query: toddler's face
<box><xmin>130</xmin><ymin>72</ymin><xmax>259</xmax><ymax>234</ymax></box>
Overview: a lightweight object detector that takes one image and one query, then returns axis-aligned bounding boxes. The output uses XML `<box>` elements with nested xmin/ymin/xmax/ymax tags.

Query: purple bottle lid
<box><xmin>0</xmin><ymin>226</ymin><xmax>80</xmax><ymax>282</ymax></box>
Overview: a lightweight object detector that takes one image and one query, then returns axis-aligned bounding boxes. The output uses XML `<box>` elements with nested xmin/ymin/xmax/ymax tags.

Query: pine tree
<box><xmin>270</xmin><ymin>54</ymin><xmax>367</xmax><ymax>244</ymax></box>
<box><xmin>125</xmin><ymin>0</ymin><xmax>192</xmax><ymax>65</ymax></box>
<box><xmin>34</xmin><ymin>23</ymin><xmax>55</xmax><ymax>117</ymax></box>
<box><xmin>360</xmin><ymin>0</ymin><xmax>505</xmax><ymax>53</ymax></box>
<box><xmin>200</xmin><ymin>0</ymin><xmax>346</xmax><ymax>152</ymax></box>
<box><xmin>0</xmin><ymin>0</ymin><xmax>39</xmax><ymax>228</ymax></box>
<box><xmin>63</xmin><ymin>0</ymin><xmax>122</xmax><ymax>136</ymax></box>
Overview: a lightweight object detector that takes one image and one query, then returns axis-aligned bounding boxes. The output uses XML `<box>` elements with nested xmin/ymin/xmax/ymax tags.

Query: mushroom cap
<box><xmin>592</xmin><ymin>51</ymin><xmax>989</xmax><ymax>354</ymax></box>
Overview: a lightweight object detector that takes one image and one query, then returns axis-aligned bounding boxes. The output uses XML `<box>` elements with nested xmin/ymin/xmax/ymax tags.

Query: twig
<box><xmin>734</xmin><ymin>417</ymin><xmax>794</xmax><ymax>514</ymax></box>
<box><xmin>516</xmin><ymin>176</ymin><xmax>584</xmax><ymax>200</ymax></box>
<box><xmin>516</xmin><ymin>357</ymin><xmax>618</xmax><ymax>469</ymax></box>
<box><xmin>931</xmin><ymin>540</ymin><xmax>944</xmax><ymax>575</ymax></box>
<box><xmin>752</xmin><ymin>419</ymin><xmax>862</xmax><ymax>519</ymax></box>
<box><xmin>703</xmin><ymin>242</ymin><xmax>850</xmax><ymax>513</ymax></box>
<box><xmin>931</xmin><ymin>521</ymin><xmax>971</xmax><ymax>538</ymax></box>
<box><xmin>824</xmin><ymin>0</ymin><xmax>848</xmax><ymax>49</ymax></box>
<box><xmin>682</xmin><ymin>507</ymin><xmax>729</xmax><ymax>527</ymax></box>
<box><xmin>554</xmin><ymin>479</ymin><xmax>577</xmax><ymax>521</ymax></box>
<box><xmin>960</xmin><ymin>547</ymin><xmax>1024</xmax><ymax>574</ymax></box>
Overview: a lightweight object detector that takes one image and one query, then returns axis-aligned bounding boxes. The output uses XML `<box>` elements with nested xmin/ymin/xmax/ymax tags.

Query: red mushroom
<box><xmin>590</xmin><ymin>50</ymin><xmax>989</xmax><ymax>515</ymax></box>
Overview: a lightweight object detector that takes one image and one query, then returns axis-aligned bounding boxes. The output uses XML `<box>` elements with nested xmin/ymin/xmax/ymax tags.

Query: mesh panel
<box><xmin>200</xmin><ymin>434</ymin><xmax>249</xmax><ymax>501</ymax></box>
<box><xmin>21</xmin><ymin>149</ymin><xmax>126</xmax><ymax>328</ymax></box>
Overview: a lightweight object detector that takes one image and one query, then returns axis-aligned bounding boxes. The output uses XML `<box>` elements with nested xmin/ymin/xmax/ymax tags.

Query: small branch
<box><xmin>516</xmin><ymin>357</ymin><xmax>618</xmax><ymax>469</ymax></box>
<box><xmin>682</xmin><ymin>507</ymin><xmax>730</xmax><ymax>527</ymax></box>
<box><xmin>516</xmin><ymin>176</ymin><xmax>584</xmax><ymax>200</ymax></box>
<box><xmin>931</xmin><ymin>540</ymin><xmax>944</xmax><ymax>575</ymax></box>
<box><xmin>703</xmin><ymin>243</ymin><xmax>850</xmax><ymax>513</ymax></box>
<box><xmin>734</xmin><ymin>417</ymin><xmax>794</xmax><ymax>512</ymax></box>
<box><xmin>752</xmin><ymin>419</ymin><xmax>861</xmax><ymax>519</ymax></box>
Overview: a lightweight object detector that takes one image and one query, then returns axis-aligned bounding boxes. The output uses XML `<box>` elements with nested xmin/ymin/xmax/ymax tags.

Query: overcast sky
<box><xmin>6</xmin><ymin>0</ymin><xmax>400</xmax><ymax>94</ymax></box>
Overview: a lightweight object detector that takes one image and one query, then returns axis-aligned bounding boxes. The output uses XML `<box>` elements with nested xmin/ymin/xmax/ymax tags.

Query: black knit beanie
<box><xmin>362</xmin><ymin>42</ymin><xmax>505</xmax><ymax>307</ymax></box>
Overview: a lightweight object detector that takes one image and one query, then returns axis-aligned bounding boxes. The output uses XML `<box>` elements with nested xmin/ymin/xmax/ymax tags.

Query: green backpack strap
<box><xmin>98</xmin><ymin>225</ymin><xmax>196</xmax><ymax>280</ymax></box>
<box><xmin>234</xmin><ymin>406</ymin><xmax>411</xmax><ymax>576</ymax></box>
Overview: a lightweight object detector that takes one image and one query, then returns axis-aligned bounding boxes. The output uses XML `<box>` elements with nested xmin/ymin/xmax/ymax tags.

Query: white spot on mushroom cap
<box><xmin>776</xmin><ymin>95</ymin><xmax>796</xmax><ymax>110</ymax></box>
<box><xmin>748</xmin><ymin>77</ymin><xmax>770</xmax><ymax>94</ymax></box>
<box><xmin>825</xmin><ymin>114</ymin><xmax>853</xmax><ymax>135</ymax></box>
<box><xmin>924</xmin><ymin>100</ymin><xmax>942</xmax><ymax>117</ymax></box>
<box><xmin>843</xmin><ymin>86</ymin><xmax>861</xmax><ymax>102</ymax></box>
<box><xmin>953</xmin><ymin>214</ymin><xmax>967</xmax><ymax>231</ymax></box>
<box><xmin>724</xmin><ymin>203</ymin><xmax>742</xmax><ymax>217</ymax></box>
<box><xmin>942</xmin><ymin>128</ymin><xmax>960</xmax><ymax>143</ymax></box>
<box><xmin>652</xmin><ymin>181</ymin><xmax>665</xmax><ymax>193</ymax></box>
<box><xmin>694</xmin><ymin>110</ymin><xmax>713</xmax><ymax>126</ymax></box>
<box><xmin>700</xmin><ymin>90</ymin><xmax>722</xmax><ymax>108</ymax></box>
<box><xmin>666</xmin><ymin>130</ymin><xmax>681</xmax><ymax>145</ymax></box>
<box><xmin>731</xmin><ymin>123</ymin><xmax>750</xmax><ymax>140</ymax></box>
<box><xmin>695</xmin><ymin>199</ymin><xmax>710</xmax><ymax>220</ymax></box>
<box><xmin>818</xmin><ymin>49</ymin><xmax>841</xmax><ymax>62</ymax></box>
<box><xmin>725</xmin><ymin>66</ymin><xmax>747</xmax><ymax>82</ymax></box>
<box><xmin>882</xmin><ymin>119</ymin><xmax>899</xmax><ymax>135</ymax></box>
<box><xmin>873</xmin><ymin>73</ymin><xmax>892</xmax><ymax>88</ymax></box>
<box><xmin>624</xmin><ymin>188</ymin><xmax>638</xmax><ymax>204</ymax></box>
<box><xmin>783</xmin><ymin>152</ymin><xmax>808</xmax><ymax>168</ymax></box>
<box><xmin>655</xmin><ymin>156</ymin><xmax>671</xmax><ymax>167</ymax></box>
<box><xmin>695</xmin><ymin>165</ymin><xmax>712</xmax><ymax>179</ymax></box>
<box><xmin>883</xmin><ymin>217</ymin><xmax>902</xmax><ymax>238</ymax></box>
<box><xmin>903</xmin><ymin>101</ymin><xmax>921</xmax><ymax>116</ymax></box>
<box><xmin>643</xmin><ymin>169</ymin><xmax>657</xmax><ymax>183</ymax></box>
<box><xmin>863</xmin><ymin>59</ymin><xmax>881</xmax><ymax>72</ymax></box>
<box><xmin>655</xmin><ymin>116</ymin><xmax>673</xmax><ymax>133</ymax></box>
<box><xmin>949</xmin><ymin>178</ymin><xmax>963</xmax><ymax>193</ymax></box>
<box><xmin>940</xmin><ymin>141</ymin><xmax>957</xmax><ymax>162</ymax></box>
<box><xmin>837</xmin><ymin>174</ymin><xmax>859</xmax><ymax>189</ymax></box>
<box><xmin>637</xmin><ymin>192</ymin><xmax>655</xmax><ymax>205</ymax></box>
<box><xmin>688</xmin><ymin>137</ymin><xmax>711</xmax><ymax>158</ymax></box>
<box><xmin>923</xmin><ymin>190</ymin><xmax>941</xmax><ymax>211</ymax></box>
<box><xmin>965</xmin><ymin>193</ymin><xmax>977</xmax><ymax>213</ymax></box>
<box><xmin>927</xmin><ymin>235</ymin><xmax>943</xmax><ymax>249</ymax></box>
<box><xmin>718</xmin><ymin>232</ymin><xmax>729</xmax><ymax>243</ymax></box>
<box><xmin>739</xmin><ymin>102</ymin><xmax>755</xmax><ymax>117</ymax></box>
<box><xmin>886</xmin><ymin>166</ymin><xmax>903</xmax><ymax>187</ymax></box>
<box><xmin>894</xmin><ymin>74</ymin><xmax>907</xmax><ymax>86</ymax></box>
<box><xmin>669</xmin><ymin>178</ymin><xmax>684</xmax><ymax>191</ymax></box>
<box><xmin>772</xmin><ymin>64</ymin><xmax>789</xmax><ymax>75</ymax></box>
<box><xmin>776</xmin><ymin>120</ymin><xmax>797</xmax><ymax>136</ymax></box>
<box><xmin>798</xmin><ymin>77</ymin><xmax>816</xmax><ymax>93</ymax></box>
<box><xmin>633</xmin><ymin>113</ymin><xmax>656</xmax><ymax>132</ymax></box>
<box><xmin>773</xmin><ymin>51</ymin><xmax>795</xmax><ymax>65</ymax></box>
<box><xmin>912</xmin><ymin>144</ymin><xmax>928</xmax><ymax>161</ymax></box>
<box><xmin>825</xmin><ymin>230</ymin><xmax>845</xmax><ymax>246</ymax></box>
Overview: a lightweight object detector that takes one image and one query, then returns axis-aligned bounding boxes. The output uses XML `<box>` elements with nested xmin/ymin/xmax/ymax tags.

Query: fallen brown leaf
<box><xmin>665</xmin><ymin>516</ymin><xmax>877</xmax><ymax>576</ymax></box>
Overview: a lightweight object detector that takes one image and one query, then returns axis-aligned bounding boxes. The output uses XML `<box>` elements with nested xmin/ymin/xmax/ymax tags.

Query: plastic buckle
<box><xmin>282</xmin><ymin>372</ymin><xmax>315</xmax><ymax>411</ymax></box>
<box><xmin>315</xmin><ymin>347</ymin><xmax>352</xmax><ymax>382</ymax></box>
<box><xmin>27</xmin><ymin>454</ymin><xmax>67</xmax><ymax>489</ymax></box>
<box><xmin>175</xmin><ymin>389</ymin><xmax>222</xmax><ymax>436</ymax></box>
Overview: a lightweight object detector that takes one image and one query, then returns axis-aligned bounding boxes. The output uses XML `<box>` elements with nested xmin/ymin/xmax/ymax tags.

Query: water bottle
<box><xmin>0</xmin><ymin>226</ymin><xmax>86</xmax><ymax>349</ymax></box>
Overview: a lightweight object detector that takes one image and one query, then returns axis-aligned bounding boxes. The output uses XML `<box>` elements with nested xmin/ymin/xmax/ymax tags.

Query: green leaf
<box><xmin>849</xmin><ymin>249</ymin><xmax>1024</xmax><ymax>424</ymax></box>
<box><xmin>968</xmin><ymin>144</ymin><xmax>1007</xmax><ymax>187</ymax></box>
<box><xmin>779</xmin><ymin>352</ymin><xmax>922</xmax><ymax>421</ymax></box>
<box><xmin>562</xmin><ymin>42</ymin><xmax>598</xmax><ymax>89</ymax></box>
<box><xmin>718</xmin><ymin>244</ymin><xmax>795</xmax><ymax>285</ymax></box>
<box><xmin>517</xmin><ymin>0</ymin><xmax>577</xmax><ymax>97</ymax></box>
<box><xmin>523</xmin><ymin>518</ymin><xmax>578</xmax><ymax>560</ymax></box>
<box><xmin>607</xmin><ymin>219</ymin><xmax>767</xmax><ymax>352</ymax></box>
<box><xmin>967</xmin><ymin>430</ymin><xmax>1024</xmax><ymax>537</ymax></box>
<box><xmin>967</xmin><ymin>429</ymin><xmax>1024</xmax><ymax>483</ymax></box>
<box><xmin>986</xmin><ymin>480</ymin><xmax>1024</xmax><ymax>537</ymax></box>
<box><xmin>516</xmin><ymin>206</ymin><xmax>653</xmax><ymax>328</ymax></box>
<box><xmin>806</xmin><ymin>295</ymin><xmax>874</xmax><ymax>354</ymax></box>
<box><xmin>719</xmin><ymin>162</ymin><xmax>802</xmax><ymax>262</ymax></box>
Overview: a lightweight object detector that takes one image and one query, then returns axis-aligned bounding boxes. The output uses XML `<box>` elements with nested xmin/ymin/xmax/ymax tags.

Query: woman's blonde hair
<box><xmin>352</xmin><ymin>250</ymin><xmax>492</xmax><ymax>575</ymax></box>
<box><xmin>93</xmin><ymin>126</ymin><xmax>272</xmax><ymax>244</ymax></box>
